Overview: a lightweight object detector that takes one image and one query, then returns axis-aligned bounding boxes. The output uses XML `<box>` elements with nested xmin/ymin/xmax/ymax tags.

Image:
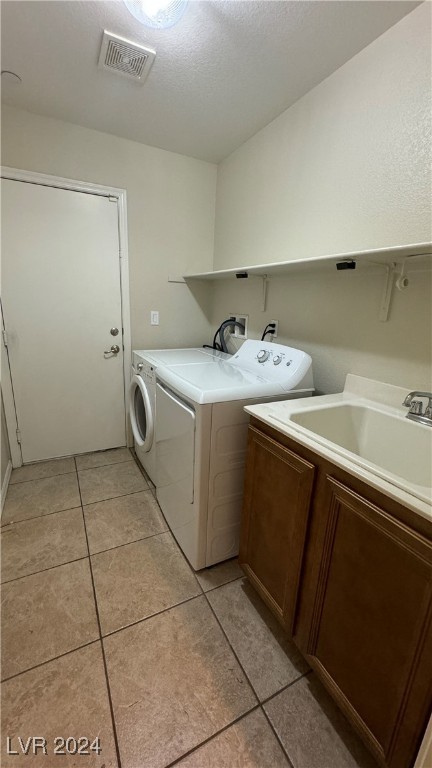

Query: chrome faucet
<box><xmin>402</xmin><ymin>391</ymin><xmax>432</xmax><ymax>426</ymax></box>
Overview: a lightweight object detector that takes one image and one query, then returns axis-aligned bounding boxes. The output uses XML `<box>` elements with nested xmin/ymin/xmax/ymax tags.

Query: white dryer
<box><xmin>130</xmin><ymin>347</ymin><xmax>230</xmax><ymax>482</ymax></box>
<box><xmin>155</xmin><ymin>339</ymin><xmax>314</xmax><ymax>569</ymax></box>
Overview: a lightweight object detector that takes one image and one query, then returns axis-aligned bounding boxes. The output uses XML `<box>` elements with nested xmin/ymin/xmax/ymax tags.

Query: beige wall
<box><xmin>212</xmin><ymin>4</ymin><xmax>432</xmax><ymax>394</ymax></box>
<box><xmin>1</xmin><ymin>395</ymin><xmax>11</xmax><ymax>486</ymax></box>
<box><xmin>1</xmin><ymin>105</ymin><xmax>217</xmax><ymax>351</ymax></box>
<box><xmin>0</xmin><ymin>397</ymin><xmax>10</xmax><ymax>487</ymax></box>
<box><xmin>1</xmin><ymin>4</ymin><xmax>431</xmax><ymax>398</ymax></box>
<box><xmin>212</xmin><ymin>268</ymin><xmax>432</xmax><ymax>395</ymax></box>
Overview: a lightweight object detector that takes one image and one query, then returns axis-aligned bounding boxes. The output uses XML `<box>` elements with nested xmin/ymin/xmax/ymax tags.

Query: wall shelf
<box><xmin>182</xmin><ymin>242</ymin><xmax>432</xmax><ymax>281</ymax></box>
<box><xmin>182</xmin><ymin>242</ymin><xmax>432</xmax><ymax>320</ymax></box>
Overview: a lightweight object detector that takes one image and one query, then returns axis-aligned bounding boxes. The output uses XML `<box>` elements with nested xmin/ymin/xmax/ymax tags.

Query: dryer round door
<box><xmin>129</xmin><ymin>374</ymin><xmax>154</xmax><ymax>452</ymax></box>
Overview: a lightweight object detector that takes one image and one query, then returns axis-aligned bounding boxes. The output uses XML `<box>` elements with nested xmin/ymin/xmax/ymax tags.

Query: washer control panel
<box><xmin>257</xmin><ymin>350</ymin><xmax>270</xmax><ymax>363</ymax></box>
<box><xmin>228</xmin><ymin>339</ymin><xmax>313</xmax><ymax>391</ymax></box>
<box><xmin>255</xmin><ymin>347</ymin><xmax>293</xmax><ymax>368</ymax></box>
<box><xmin>132</xmin><ymin>353</ymin><xmax>156</xmax><ymax>384</ymax></box>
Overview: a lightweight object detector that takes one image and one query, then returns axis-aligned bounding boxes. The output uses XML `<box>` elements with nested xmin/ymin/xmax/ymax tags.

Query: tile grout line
<box><xmin>198</xmin><ymin>584</ymin><xmax>259</xmax><ymax>702</ymax></box>
<box><xmin>128</xmin><ymin>450</ymin><xmax>158</xmax><ymax>499</ymax></box>
<box><xmin>75</xmin><ymin>457</ymin><xmax>123</xmax><ymax>768</ymax></box>
<box><xmin>177</xmin><ymin>562</ymin><xmax>297</xmax><ymax>768</ymax></box>
<box><xmin>1</xmin><ymin>554</ymin><xmax>89</xmax><ymax>586</ymax></box>
<box><xmin>131</xmin><ymin>540</ymin><xmax>263</xmax><ymax>768</ymax></box>
<box><xmin>0</xmin><ymin>504</ymin><xmax>84</xmax><ymax>531</ymax></box>
<box><xmin>9</xmin><ymin>469</ymin><xmax>78</xmax><ymax>486</ymax></box>
<box><xmin>83</xmin><ymin>486</ymin><xmax>153</xmax><ymax>510</ymax></box>
<box><xmin>1</xmin><ymin>487</ymin><xmax>152</xmax><ymax>528</ymax></box>
<box><xmin>164</xmin><ymin>704</ymin><xmax>262</xmax><ymax>768</ymax></box>
<box><xmin>199</xmin><ymin>581</ymin><xmax>298</xmax><ymax>768</ymax></box>
<box><xmin>1</xmin><ymin>503</ymin><xmax>83</xmax><ymax>528</ymax></box>
<box><xmin>129</xmin><ymin>448</ymin><xmax>153</xmax><ymax>481</ymax></box>
<box><xmin>89</xmin><ymin>527</ymin><xmax>170</xmax><ymax>559</ymax></box>
<box><xmin>1</xmin><ymin>527</ymin><xmax>168</xmax><ymax>585</ymax></box>
<box><xmin>180</xmin><ymin>531</ymin><xmax>307</xmax><ymax>767</ymax></box>
<box><xmin>2</xmin><ymin>504</ymin><xmax>166</xmax><ymax>585</ymax></box>
<box><xmin>77</xmin><ymin>485</ymin><xmax>151</xmax><ymax>509</ymax></box>
<box><xmin>101</xmin><ymin>593</ymin><xmax>203</xmax><ymax>640</ymax></box>
<box><xmin>200</xmin><ymin>573</ymin><xmax>244</xmax><ymax>594</ymax></box>
<box><xmin>9</xmin><ymin>455</ymin><xmax>134</xmax><ymax>487</ymax></box>
<box><xmin>0</xmin><ymin>639</ymin><xmax>101</xmax><ymax>684</ymax></box>
<box><xmin>260</xmin><ymin>668</ymin><xmax>312</xmax><ymax>708</ymax></box>
<box><xmin>166</xmin><ymin>539</ymin><xmax>298</xmax><ymax>725</ymax></box>
<box><xmin>76</xmin><ymin>458</ymin><xmax>134</xmax><ymax>475</ymax></box>
<box><xmin>260</xmin><ymin>704</ymin><xmax>296</xmax><ymax>768</ymax></box>
<box><xmin>164</xmin><ymin>671</ymin><xmax>308</xmax><ymax>768</ymax></box>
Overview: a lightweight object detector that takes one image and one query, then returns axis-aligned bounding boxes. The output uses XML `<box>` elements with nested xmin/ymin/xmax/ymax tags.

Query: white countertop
<box><xmin>245</xmin><ymin>374</ymin><xmax>432</xmax><ymax>523</ymax></box>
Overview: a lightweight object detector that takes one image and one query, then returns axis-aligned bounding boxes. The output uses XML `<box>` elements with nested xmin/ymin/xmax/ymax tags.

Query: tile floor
<box><xmin>1</xmin><ymin>448</ymin><xmax>379</xmax><ymax>768</ymax></box>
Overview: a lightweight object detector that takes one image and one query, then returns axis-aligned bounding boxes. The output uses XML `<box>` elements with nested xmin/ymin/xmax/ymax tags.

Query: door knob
<box><xmin>110</xmin><ymin>327</ymin><xmax>119</xmax><ymax>336</ymax></box>
<box><xmin>104</xmin><ymin>344</ymin><xmax>120</xmax><ymax>358</ymax></box>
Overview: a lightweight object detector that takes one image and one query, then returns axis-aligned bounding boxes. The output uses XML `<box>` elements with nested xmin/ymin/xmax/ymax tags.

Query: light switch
<box><xmin>151</xmin><ymin>310</ymin><xmax>159</xmax><ymax>326</ymax></box>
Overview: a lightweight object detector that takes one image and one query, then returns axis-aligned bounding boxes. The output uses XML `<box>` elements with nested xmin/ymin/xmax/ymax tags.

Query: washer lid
<box><xmin>156</xmin><ymin>361</ymin><xmax>313</xmax><ymax>405</ymax></box>
<box><xmin>133</xmin><ymin>347</ymin><xmax>230</xmax><ymax>367</ymax></box>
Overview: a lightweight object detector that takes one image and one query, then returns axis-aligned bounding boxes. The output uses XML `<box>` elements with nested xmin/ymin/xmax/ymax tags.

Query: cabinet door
<box><xmin>239</xmin><ymin>426</ymin><xmax>315</xmax><ymax>633</ymax></box>
<box><xmin>306</xmin><ymin>476</ymin><xmax>432</xmax><ymax>768</ymax></box>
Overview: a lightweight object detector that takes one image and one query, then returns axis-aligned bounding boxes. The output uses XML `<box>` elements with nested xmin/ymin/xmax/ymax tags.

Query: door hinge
<box><xmin>16</xmin><ymin>428</ymin><xmax>21</xmax><ymax>444</ymax></box>
<box><xmin>2</xmin><ymin>329</ymin><xmax>8</xmax><ymax>348</ymax></box>
<box><xmin>108</xmin><ymin>196</ymin><xmax>117</xmax><ymax>203</ymax></box>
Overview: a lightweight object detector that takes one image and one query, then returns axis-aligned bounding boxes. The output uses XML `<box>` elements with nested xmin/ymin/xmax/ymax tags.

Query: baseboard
<box><xmin>1</xmin><ymin>460</ymin><xmax>12</xmax><ymax>516</ymax></box>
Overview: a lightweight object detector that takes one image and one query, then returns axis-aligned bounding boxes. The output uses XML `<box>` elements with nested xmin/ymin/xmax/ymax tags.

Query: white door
<box><xmin>1</xmin><ymin>178</ymin><xmax>126</xmax><ymax>463</ymax></box>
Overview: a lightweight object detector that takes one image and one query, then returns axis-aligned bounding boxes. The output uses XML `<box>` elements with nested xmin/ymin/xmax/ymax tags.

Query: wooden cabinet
<box><xmin>302</xmin><ymin>476</ymin><xmax>432</xmax><ymax>768</ymax></box>
<box><xmin>239</xmin><ymin>426</ymin><xmax>315</xmax><ymax>633</ymax></box>
<box><xmin>240</xmin><ymin>419</ymin><xmax>432</xmax><ymax>768</ymax></box>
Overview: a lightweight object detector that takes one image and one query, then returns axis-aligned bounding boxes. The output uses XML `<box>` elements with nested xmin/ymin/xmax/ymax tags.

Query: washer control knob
<box><xmin>257</xmin><ymin>350</ymin><xmax>270</xmax><ymax>363</ymax></box>
<box><xmin>137</xmin><ymin>362</ymin><xmax>144</xmax><ymax>371</ymax></box>
<box><xmin>273</xmin><ymin>355</ymin><xmax>283</xmax><ymax>365</ymax></box>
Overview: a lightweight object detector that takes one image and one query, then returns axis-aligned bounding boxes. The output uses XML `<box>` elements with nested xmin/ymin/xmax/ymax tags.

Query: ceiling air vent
<box><xmin>98</xmin><ymin>31</ymin><xmax>156</xmax><ymax>83</ymax></box>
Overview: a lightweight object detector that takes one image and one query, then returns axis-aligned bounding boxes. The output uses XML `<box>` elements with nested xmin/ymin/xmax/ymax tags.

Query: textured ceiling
<box><xmin>1</xmin><ymin>0</ymin><xmax>421</xmax><ymax>162</ymax></box>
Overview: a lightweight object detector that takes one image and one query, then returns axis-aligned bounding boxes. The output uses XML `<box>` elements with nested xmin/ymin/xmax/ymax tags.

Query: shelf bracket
<box><xmin>167</xmin><ymin>276</ymin><xmax>186</xmax><ymax>284</ymax></box>
<box><xmin>379</xmin><ymin>260</ymin><xmax>409</xmax><ymax>322</ymax></box>
<box><xmin>245</xmin><ymin>273</ymin><xmax>269</xmax><ymax>311</ymax></box>
<box><xmin>261</xmin><ymin>275</ymin><xmax>269</xmax><ymax>312</ymax></box>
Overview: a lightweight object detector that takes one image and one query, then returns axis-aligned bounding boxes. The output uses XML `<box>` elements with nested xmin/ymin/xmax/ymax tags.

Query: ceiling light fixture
<box><xmin>123</xmin><ymin>0</ymin><xmax>188</xmax><ymax>29</ymax></box>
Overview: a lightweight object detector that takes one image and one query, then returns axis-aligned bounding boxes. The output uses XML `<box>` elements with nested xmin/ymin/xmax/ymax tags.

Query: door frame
<box><xmin>1</xmin><ymin>166</ymin><xmax>132</xmax><ymax>467</ymax></box>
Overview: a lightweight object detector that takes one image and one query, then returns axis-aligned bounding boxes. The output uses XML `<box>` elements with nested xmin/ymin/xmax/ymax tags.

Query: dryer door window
<box><xmin>129</xmin><ymin>374</ymin><xmax>153</xmax><ymax>452</ymax></box>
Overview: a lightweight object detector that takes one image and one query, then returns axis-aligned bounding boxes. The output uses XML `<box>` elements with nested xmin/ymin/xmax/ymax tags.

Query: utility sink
<box><xmin>287</xmin><ymin>404</ymin><xmax>432</xmax><ymax>490</ymax></box>
<box><xmin>246</xmin><ymin>375</ymin><xmax>432</xmax><ymax>513</ymax></box>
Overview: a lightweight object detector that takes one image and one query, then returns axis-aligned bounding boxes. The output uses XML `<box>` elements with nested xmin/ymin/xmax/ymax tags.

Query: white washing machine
<box><xmin>129</xmin><ymin>347</ymin><xmax>230</xmax><ymax>482</ymax></box>
<box><xmin>155</xmin><ymin>339</ymin><xmax>314</xmax><ymax>569</ymax></box>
